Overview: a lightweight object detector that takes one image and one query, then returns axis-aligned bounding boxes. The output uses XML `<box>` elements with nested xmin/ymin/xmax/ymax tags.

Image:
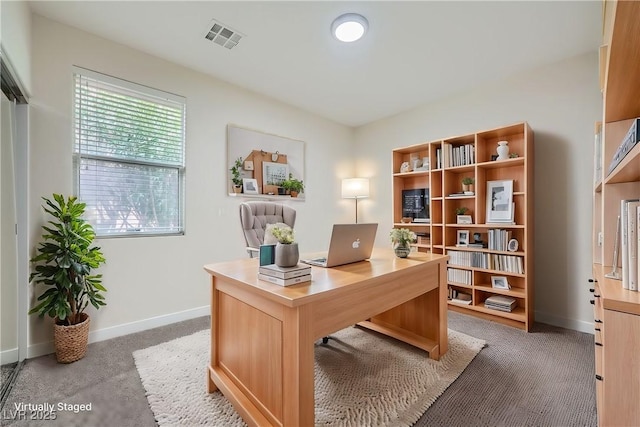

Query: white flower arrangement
<box><xmin>271</xmin><ymin>226</ymin><xmax>295</xmax><ymax>244</ymax></box>
<box><xmin>389</xmin><ymin>228</ymin><xmax>416</xmax><ymax>246</ymax></box>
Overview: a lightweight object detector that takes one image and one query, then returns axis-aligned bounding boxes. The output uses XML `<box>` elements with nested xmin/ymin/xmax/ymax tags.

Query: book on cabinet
<box><xmin>392</xmin><ymin>122</ymin><xmax>534</xmax><ymax>331</ymax></box>
<box><xmin>591</xmin><ymin>2</ymin><xmax>640</xmax><ymax>426</ymax></box>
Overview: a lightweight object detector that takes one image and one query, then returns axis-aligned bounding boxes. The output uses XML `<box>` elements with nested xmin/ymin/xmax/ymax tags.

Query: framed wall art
<box><xmin>227</xmin><ymin>124</ymin><xmax>305</xmax><ymax>199</ymax></box>
<box><xmin>486</xmin><ymin>180</ymin><xmax>514</xmax><ymax>223</ymax></box>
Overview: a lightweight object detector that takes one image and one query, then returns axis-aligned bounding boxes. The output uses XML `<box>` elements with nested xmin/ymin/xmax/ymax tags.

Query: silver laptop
<box><xmin>301</xmin><ymin>223</ymin><xmax>378</xmax><ymax>268</ymax></box>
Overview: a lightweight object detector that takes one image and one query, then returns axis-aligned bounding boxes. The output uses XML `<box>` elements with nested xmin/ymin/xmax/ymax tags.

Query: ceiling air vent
<box><xmin>204</xmin><ymin>19</ymin><xmax>244</xmax><ymax>50</ymax></box>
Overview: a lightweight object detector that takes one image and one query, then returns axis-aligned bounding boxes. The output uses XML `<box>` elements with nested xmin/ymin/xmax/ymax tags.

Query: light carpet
<box><xmin>133</xmin><ymin>326</ymin><xmax>485</xmax><ymax>427</ymax></box>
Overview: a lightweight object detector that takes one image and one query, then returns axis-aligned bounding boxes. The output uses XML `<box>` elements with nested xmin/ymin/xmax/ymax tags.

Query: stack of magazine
<box><xmin>258</xmin><ymin>264</ymin><xmax>311</xmax><ymax>286</ymax></box>
<box><xmin>484</xmin><ymin>295</ymin><xmax>517</xmax><ymax>312</ymax></box>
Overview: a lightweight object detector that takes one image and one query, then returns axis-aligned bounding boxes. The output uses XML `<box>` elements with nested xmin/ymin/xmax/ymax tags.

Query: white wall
<box><xmin>355</xmin><ymin>52</ymin><xmax>601</xmax><ymax>333</ymax></box>
<box><xmin>0</xmin><ymin>0</ymin><xmax>32</xmax><ymax>95</ymax></box>
<box><xmin>28</xmin><ymin>15</ymin><xmax>355</xmax><ymax>354</ymax></box>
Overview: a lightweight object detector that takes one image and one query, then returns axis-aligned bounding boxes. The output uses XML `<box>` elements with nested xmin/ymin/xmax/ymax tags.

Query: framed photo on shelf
<box><xmin>491</xmin><ymin>276</ymin><xmax>510</xmax><ymax>290</ymax></box>
<box><xmin>242</xmin><ymin>178</ymin><xmax>259</xmax><ymax>194</ymax></box>
<box><xmin>456</xmin><ymin>230</ymin><xmax>470</xmax><ymax>246</ymax></box>
<box><xmin>486</xmin><ymin>180</ymin><xmax>514</xmax><ymax>223</ymax></box>
<box><xmin>457</xmin><ymin>214</ymin><xmax>472</xmax><ymax>224</ymax></box>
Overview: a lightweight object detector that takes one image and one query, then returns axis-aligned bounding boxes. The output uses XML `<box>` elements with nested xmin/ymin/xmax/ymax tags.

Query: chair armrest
<box><xmin>246</xmin><ymin>246</ymin><xmax>260</xmax><ymax>258</ymax></box>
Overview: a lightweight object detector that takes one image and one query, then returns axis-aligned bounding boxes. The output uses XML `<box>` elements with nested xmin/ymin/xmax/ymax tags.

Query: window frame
<box><xmin>72</xmin><ymin>66</ymin><xmax>186</xmax><ymax>238</ymax></box>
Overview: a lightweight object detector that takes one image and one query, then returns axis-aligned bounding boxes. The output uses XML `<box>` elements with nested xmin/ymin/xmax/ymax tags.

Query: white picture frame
<box><xmin>456</xmin><ymin>230</ymin><xmax>470</xmax><ymax>246</ymax></box>
<box><xmin>242</xmin><ymin>178</ymin><xmax>259</xmax><ymax>194</ymax></box>
<box><xmin>491</xmin><ymin>275</ymin><xmax>510</xmax><ymax>290</ymax></box>
<box><xmin>457</xmin><ymin>214</ymin><xmax>472</xmax><ymax>224</ymax></box>
<box><xmin>262</xmin><ymin>161</ymin><xmax>289</xmax><ymax>186</ymax></box>
<box><xmin>507</xmin><ymin>238</ymin><xmax>519</xmax><ymax>252</ymax></box>
<box><xmin>486</xmin><ymin>180</ymin><xmax>514</xmax><ymax>223</ymax></box>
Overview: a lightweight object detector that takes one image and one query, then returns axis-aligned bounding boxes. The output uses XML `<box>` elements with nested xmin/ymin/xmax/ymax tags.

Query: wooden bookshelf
<box><xmin>392</xmin><ymin>122</ymin><xmax>534</xmax><ymax>331</ymax></box>
<box><xmin>591</xmin><ymin>2</ymin><xmax>640</xmax><ymax>425</ymax></box>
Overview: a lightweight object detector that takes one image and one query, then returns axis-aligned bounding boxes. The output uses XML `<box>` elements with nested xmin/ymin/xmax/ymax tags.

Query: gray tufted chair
<box><xmin>239</xmin><ymin>201</ymin><xmax>296</xmax><ymax>258</ymax></box>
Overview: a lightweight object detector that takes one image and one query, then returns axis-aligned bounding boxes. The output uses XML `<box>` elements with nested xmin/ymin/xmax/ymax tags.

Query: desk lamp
<box><xmin>342</xmin><ymin>178</ymin><xmax>369</xmax><ymax>223</ymax></box>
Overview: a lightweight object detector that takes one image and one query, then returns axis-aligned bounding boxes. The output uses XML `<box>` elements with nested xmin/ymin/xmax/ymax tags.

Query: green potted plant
<box><xmin>29</xmin><ymin>194</ymin><xmax>106</xmax><ymax>363</ymax></box>
<box><xmin>271</xmin><ymin>225</ymin><xmax>299</xmax><ymax>267</ymax></box>
<box><xmin>456</xmin><ymin>207</ymin><xmax>472</xmax><ymax>224</ymax></box>
<box><xmin>389</xmin><ymin>228</ymin><xmax>416</xmax><ymax>258</ymax></box>
<box><xmin>462</xmin><ymin>177</ymin><xmax>474</xmax><ymax>193</ymax></box>
<box><xmin>230</xmin><ymin>157</ymin><xmax>243</xmax><ymax>193</ymax></box>
<box><xmin>282</xmin><ymin>174</ymin><xmax>304</xmax><ymax>197</ymax></box>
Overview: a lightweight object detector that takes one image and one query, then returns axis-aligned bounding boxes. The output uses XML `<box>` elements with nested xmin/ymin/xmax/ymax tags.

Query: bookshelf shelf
<box><xmin>392</xmin><ymin>122</ymin><xmax>533</xmax><ymax>331</ymax></box>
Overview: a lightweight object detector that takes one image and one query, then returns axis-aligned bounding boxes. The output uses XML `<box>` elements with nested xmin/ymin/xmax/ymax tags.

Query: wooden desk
<box><xmin>203</xmin><ymin>248</ymin><xmax>448</xmax><ymax>427</ymax></box>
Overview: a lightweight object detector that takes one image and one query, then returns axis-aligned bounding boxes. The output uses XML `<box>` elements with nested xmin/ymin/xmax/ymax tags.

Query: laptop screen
<box><xmin>323</xmin><ymin>223</ymin><xmax>378</xmax><ymax>267</ymax></box>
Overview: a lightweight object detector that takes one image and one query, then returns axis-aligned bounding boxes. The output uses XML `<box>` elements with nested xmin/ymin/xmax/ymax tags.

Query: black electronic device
<box><xmin>402</xmin><ymin>188</ymin><xmax>429</xmax><ymax>222</ymax></box>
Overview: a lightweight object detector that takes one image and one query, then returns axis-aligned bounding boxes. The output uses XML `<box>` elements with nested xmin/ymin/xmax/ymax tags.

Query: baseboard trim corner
<box><xmin>534</xmin><ymin>310</ymin><xmax>594</xmax><ymax>334</ymax></box>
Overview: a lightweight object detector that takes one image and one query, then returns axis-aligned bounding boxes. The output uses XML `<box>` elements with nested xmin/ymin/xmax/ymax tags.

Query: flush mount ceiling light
<box><xmin>331</xmin><ymin>13</ymin><xmax>368</xmax><ymax>42</ymax></box>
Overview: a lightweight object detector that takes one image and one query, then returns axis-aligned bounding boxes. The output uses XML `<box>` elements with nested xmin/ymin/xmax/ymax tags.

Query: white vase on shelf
<box><xmin>496</xmin><ymin>141</ymin><xmax>509</xmax><ymax>160</ymax></box>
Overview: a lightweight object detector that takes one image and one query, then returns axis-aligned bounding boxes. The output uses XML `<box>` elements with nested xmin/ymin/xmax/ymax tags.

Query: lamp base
<box><xmin>604</xmin><ymin>270</ymin><xmax>621</xmax><ymax>280</ymax></box>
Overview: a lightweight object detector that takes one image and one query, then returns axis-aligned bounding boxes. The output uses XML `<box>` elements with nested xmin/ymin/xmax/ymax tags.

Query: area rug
<box><xmin>133</xmin><ymin>326</ymin><xmax>485</xmax><ymax>426</ymax></box>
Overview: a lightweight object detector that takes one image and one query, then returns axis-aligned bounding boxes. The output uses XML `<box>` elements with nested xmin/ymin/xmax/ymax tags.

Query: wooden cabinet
<box><xmin>392</xmin><ymin>122</ymin><xmax>534</xmax><ymax>331</ymax></box>
<box><xmin>592</xmin><ymin>2</ymin><xmax>640</xmax><ymax>425</ymax></box>
<box><xmin>591</xmin><ymin>267</ymin><xmax>640</xmax><ymax>426</ymax></box>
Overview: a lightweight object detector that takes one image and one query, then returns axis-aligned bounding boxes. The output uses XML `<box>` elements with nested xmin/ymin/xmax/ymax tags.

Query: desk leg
<box><xmin>437</xmin><ymin>259</ymin><xmax>448</xmax><ymax>356</ymax></box>
<box><xmin>208</xmin><ymin>276</ymin><xmax>219</xmax><ymax>393</ymax></box>
<box><xmin>282</xmin><ymin>305</ymin><xmax>315</xmax><ymax>427</ymax></box>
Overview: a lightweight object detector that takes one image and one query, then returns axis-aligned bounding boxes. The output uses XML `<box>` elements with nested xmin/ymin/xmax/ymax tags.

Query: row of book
<box><xmin>448</xmin><ymin>250</ymin><xmax>524</xmax><ymax>274</ymax></box>
<box><xmin>435</xmin><ymin>143</ymin><xmax>476</xmax><ymax>169</ymax></box>
<box><xmin>448</xmin><ymin>267</ymin><xmax>472</xmax><ymax>285</ymax></box>
<box><xmin>258</xmin><ymin>263</ymin><xmax>311</xmax><ymax>286</ymax></box>
<box><xmin>620</xmin><ymin>199</ymin><xmax>640</xmax><ymax>291</ymax></box>
<box><xmin>487</xmin><ymin>229</ymin><xmax>513</xmax><ymax>251</ymax></box>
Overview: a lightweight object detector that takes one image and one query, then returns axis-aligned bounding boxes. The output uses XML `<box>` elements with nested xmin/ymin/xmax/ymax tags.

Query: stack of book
<box><xmin>484</xmin><ymin>295</ymin><xmax>517</xmax><ymax>312</ymax></box>
<box><xmin>258</xmin><ymin>264</ymin><xmax>311</xmax><ymax>286</ymax></box>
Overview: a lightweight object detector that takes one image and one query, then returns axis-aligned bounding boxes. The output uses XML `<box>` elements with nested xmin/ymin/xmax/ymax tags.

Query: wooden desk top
<box><xmin>204</xmin><ymin>248</ymin><xmax>448</xmax><ymax>308</ymax></box>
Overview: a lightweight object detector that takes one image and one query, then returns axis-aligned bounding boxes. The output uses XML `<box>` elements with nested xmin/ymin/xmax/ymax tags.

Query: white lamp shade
<box><xmin>342</xmin><ymin>178</ymin><xmax>370</xmax><ymax>199</ymax></box>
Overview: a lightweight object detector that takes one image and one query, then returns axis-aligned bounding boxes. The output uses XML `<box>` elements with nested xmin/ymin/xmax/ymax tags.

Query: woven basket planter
<box><xmin>53</xmin><ymin>313</ymin><xmax>90</xmax><ymax>363</ymax></box>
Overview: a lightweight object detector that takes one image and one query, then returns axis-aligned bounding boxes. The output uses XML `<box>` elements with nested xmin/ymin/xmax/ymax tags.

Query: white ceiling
<box><xmin>28</xmin><ymin>1</ymin><xmax>602</xmax><ymax>127</ymax></box>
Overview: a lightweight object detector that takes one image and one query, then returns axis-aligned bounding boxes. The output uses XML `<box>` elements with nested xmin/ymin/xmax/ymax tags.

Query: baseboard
<box><xmin>27</xmin><ymin>305</ymin><xmax>210</xmax><ymax>359</ymax></box>
<box><xmin>1</xmin><ymin>348</ymin><xmax>18</xmax><ymax>365</ymax></box>
<box><xmin>534</xmin><ymin>310</ymin><xmax>594</xmax><ymax>334</ymax></box>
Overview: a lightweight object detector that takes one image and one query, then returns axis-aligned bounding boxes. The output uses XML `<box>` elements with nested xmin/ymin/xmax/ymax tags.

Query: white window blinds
<box><xmin>74</xmin><ymin>68</ymin><xmax>186</xmax><ymax>236</ymax></box>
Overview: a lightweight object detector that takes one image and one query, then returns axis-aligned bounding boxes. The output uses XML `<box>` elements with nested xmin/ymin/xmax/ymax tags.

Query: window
<box><xmin>73</xmin><ymin>67</ymin><xmax>185</xmax><ymax>237</ymax></box>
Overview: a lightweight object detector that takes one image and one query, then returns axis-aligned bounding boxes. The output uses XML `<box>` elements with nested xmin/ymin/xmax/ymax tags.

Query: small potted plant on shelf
<box><xmin>462</xmin><ymin>177</ymin><xmax>474</xmax><ymax>193</ymax></box>
<box><xmin>29</xmin><ymin>194</ymin><xmax>107</xmax><ymax>363</ymax></box>
<box><xmin>281</xmin><ymin>174</ymin><xmax>304</xmax><ymax>198</ymax></box>
<box><xmin>271</xmin><ymin>225</ymin><xmax>299</xmax><ymax>267</ymax></box>
<box><xmin>230</xmin><ymin>157</ymin><xmax>243</xmax><ymax>193</ymax></box>
<box><xmin>389</xmin><ymin>228</ymin><xmax>416</xmax><ymax>258</ymax></box>
<box><xmin>456</xmin><ymin>207</ymin><xmax>472</xmax><ymax>224</ymax></box>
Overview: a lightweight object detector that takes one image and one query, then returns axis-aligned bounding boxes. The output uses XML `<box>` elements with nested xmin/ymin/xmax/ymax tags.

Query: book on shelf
<box><xmin>607</xmin><ymin>118</ymin><xmax>639</xmax><ymax>176</ymax></box>
<box><xmin>621</xmin><ymin>199</ymin><xmax>640</xmax><ymax>290</ymax></box>
<box><xmin>484</xmin><ymin>295</ymin><xmax>517</xmax><ymax>312</ymax></box>
<box><xmin>258</xmin><ymin>263</ymin><xmax>311</xmax><ymax>279</ymax></box>
<box><xmin>258</xmin><ymin>273</ymin><xmax>311</xmax><ymax>286</ymax></box>
<box><xmin>627</xmin><ymin>200</ymin><xmax>640</xmax><ymax>291</ymax></box>
<box><xmin>449</xmin><ymin>288</ymin><xmax>472</xmax><ymax>305</ymax></box>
